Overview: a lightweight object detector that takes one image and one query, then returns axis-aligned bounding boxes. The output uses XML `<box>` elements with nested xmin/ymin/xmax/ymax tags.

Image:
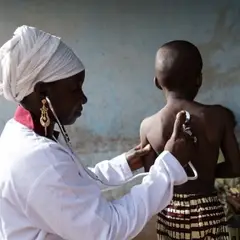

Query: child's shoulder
<box><xmin>197</xmin><ymin>103</ymin><xmax>236</xmax><ymax>127</ymax></box>
<box><xmin>141</xmin><ymin>108</ymin><xmax>168</xmax><ymax>127</ymax></box>
<box><xmin>202</xmin><ymin>103</ymin><xmax>234</xmax><ymax>118</ymax></box>
<box><xmin>140</xmin><ymin>107</ymin><xmax>172</xmax><ymax>138</ymax></box>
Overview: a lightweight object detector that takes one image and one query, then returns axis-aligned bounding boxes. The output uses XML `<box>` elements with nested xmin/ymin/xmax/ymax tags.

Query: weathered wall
<box><xmin>0</xmin><ymin>0</ymin><xmax>239</xmax><ymax>238</ymax></box>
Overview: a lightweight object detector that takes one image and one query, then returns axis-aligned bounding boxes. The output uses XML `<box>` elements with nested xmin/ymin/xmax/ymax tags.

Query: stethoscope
<box><xmin>45</xmin><ymin>96</ymin><xmax>198</xmax><ymax>190</ymax></box>
<box><xmin>182</xmin><ymin>111</ymin><xmax>198</xmax><ymax>181</ymax></box>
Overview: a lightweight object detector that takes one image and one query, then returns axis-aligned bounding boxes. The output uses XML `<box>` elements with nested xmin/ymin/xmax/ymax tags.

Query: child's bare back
<box><xmin>140</xmin><ymin>100</ymin><xmax>238</xmax><ymax>194</ymax></box>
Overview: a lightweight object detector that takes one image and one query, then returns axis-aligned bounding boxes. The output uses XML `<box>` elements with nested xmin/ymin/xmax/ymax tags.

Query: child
<box><xmin>140</xmin><ymin>40</ymin><xmax>240</xmax><ymax>239</ymax></box>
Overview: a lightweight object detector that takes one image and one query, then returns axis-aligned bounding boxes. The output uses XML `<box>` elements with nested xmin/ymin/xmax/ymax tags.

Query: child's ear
<box><xmin>154</xmin><ymin>77</ymin><xmax>162</xmax><ymax>90</ymax></box>
<box><xmin>196</xmin><ymin>73</ymin><xmax>202</xmax><ymax>88</ymax></box>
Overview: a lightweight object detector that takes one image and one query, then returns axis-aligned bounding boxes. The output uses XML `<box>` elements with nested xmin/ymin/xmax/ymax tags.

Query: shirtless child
<box><xmin>140</xmin><ymin>40</ymin><xmax>240</xmax><ymax>240</ymax></box>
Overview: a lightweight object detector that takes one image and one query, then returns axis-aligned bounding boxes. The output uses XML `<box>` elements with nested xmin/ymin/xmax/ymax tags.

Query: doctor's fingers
<box><xmin>134</xmin><ymin>144</ymin><xmax>152</xmax><ymax>156</ymax></box>
<box><xmin>171</xmin><ymin>111</ymin><xmax>187</xmax><ymax>140</ymax></box>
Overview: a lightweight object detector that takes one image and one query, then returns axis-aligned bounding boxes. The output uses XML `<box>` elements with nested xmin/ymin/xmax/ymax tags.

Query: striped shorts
<box><xmin>157</xmin><ymin>193</ymin><xmax>229</xmax><ymax>240</ymax></box>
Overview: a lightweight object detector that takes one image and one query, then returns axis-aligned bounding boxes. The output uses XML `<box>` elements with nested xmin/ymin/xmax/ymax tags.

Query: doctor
<box><xmin>0</xmin><ymin>25</ymin><xmax>196</xmax><ymax>240</ymax></box>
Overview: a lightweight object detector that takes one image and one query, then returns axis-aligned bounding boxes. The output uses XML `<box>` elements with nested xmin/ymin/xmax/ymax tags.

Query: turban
<box><xmin>0</xmin><ymin>25</ymin><xmax>85</xmax><ymax>102</ymax></box>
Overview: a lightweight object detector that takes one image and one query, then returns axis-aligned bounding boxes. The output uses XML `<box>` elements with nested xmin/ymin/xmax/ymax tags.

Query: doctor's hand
<box><xmin>125</xmin><ymin>144</ymin><xmax>152</xmax><ymax>171</ymax></box>
<box><xmin>164</xmin><ymin>111</ymin><xmax>196</xmax><ymax>167</ymax></box>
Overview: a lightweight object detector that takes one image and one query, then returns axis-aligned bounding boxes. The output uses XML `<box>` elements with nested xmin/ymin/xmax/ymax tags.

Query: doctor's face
<box><xmin>44</xmin><ymin>71</ymin><xmax>88</xmax><ymax>125</ymax></box>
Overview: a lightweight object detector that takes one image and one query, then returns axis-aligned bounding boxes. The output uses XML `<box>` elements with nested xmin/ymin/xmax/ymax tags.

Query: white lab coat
<box><xmin>0</xmin><ymin>119</ymin><xmax>187</xmax><ymax>240</ymax></box>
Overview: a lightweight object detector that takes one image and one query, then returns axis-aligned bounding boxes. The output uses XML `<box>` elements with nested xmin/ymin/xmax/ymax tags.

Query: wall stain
<box><xmin>66</xmin><ymin>125</ymin><xmax>139</xmax><ymax>154</ymax></box>
<box><xmin>198</xmin><ymin>5</ymin><xmax>240</xmax><ymax>94</ymax></box>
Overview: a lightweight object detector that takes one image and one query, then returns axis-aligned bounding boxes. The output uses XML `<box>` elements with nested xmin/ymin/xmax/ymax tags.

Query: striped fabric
<box><xmin>157</xmin><ymin>193</ymin><xmax>229</xmax><ymax>240</ymax></box>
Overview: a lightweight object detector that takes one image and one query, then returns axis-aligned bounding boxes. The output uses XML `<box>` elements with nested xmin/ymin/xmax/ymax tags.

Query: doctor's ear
<box><xmin>34</xmin><ymin>82</ymin><xmax>49</xmax><ymax>97</ymax></box>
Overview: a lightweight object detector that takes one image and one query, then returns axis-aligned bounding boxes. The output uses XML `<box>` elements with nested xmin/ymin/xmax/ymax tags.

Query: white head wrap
<box><xmin>0</xmin><ymin>25</ymin><xmax>85</xmax><ymax>102</ymax></box>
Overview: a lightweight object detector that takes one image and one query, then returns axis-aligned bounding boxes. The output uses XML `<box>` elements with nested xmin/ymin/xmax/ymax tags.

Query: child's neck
<box><xmin>165</xmin><ymin>91</ymin><xmax>194</xmax><ymax>103</ymax></box>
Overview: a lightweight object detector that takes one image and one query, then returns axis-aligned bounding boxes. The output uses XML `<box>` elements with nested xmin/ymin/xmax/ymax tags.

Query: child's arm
<box><xmin>216</xmin><ymin>107</ymin><xmax>240</xmax><ymax>178</ymax></box>
<box><xmin>139</xmin><ymin>118</ymin><xmax>159</xmax><ymax>172</ymax></box>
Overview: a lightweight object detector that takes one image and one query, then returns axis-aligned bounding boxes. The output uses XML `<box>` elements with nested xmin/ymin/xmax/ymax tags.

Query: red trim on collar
<box><xmin>14</xmin><ymin>105</ymin><xmax>43</xmax><ymax>134</ymax></box>
<box><xmin>14</xmin><ymin>105</ymin><xmax>60</xmax><ymax>139</ymax></box>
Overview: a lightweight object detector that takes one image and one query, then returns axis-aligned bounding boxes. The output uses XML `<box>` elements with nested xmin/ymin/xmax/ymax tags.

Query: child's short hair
<box><xmin>155</xmin><ymin>40</ymin><xmax>203</xmax><ymax>92</ymax></box>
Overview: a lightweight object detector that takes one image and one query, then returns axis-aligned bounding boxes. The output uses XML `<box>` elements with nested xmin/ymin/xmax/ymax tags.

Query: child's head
<box><xmin>154</xmin><ymin>40</ymin><xmax>203</xmax><ymax>100</ymax></box>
